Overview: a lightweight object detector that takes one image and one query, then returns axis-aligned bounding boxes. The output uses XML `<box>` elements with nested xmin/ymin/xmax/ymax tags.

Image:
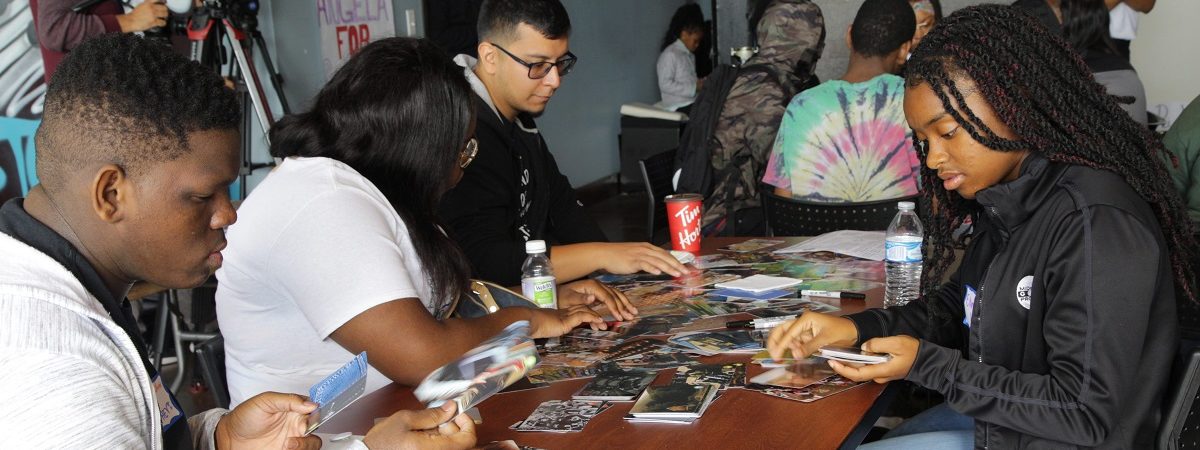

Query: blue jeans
<box><xmin>858</xmin><ymin>403</ymin><xmax>974</xmax><ymax>449</ymax></box>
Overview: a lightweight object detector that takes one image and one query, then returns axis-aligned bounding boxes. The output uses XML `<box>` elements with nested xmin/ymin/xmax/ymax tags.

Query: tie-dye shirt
<box><xmin>762</xmin><ymin>74</ymin><xmax>920</xmax><ymax>203</ymax></box>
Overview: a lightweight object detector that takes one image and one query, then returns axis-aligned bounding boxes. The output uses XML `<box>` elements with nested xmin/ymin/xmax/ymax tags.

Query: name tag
<box><xmin>963</xmin><ymin>285</ymin><xmax>976</xmax><ymax>328</ymax></box>
<box><xmin>152</xmin><ymin>374</ymin><xmax>183</xmax><ymax>430</ymax></box>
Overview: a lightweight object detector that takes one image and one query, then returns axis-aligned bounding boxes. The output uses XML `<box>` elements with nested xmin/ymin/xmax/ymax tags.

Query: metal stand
<box><xmin>187</xmin><ymin>3</ymin><xmax>289</xmax><ymax>198</ymax></box>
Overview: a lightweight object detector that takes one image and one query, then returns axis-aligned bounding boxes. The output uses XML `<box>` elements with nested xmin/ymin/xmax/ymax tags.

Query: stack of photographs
<box><xmin>413</xmin><ymin>321</ymin><xmax>539</xmax><ymax>415</ymax></box>
<box><xmin>668</xmin><ymin>330</ymin><xmax>767</xmax><ymax>356</ymax></box>
<box><xmin>744</xmin><ymin>358</ymin><xmax>864</xmax><ymax>403</ymax></box>
<box><xmin>625</xmin><ymin>383</ymin><xmax>720</xmax><ymax>424</ymax></box>
<box><xmin>671</xmin><ymin>363</ymin><xmax>746</xmax><ymax>390</ymax></box>
<box><xmin>572</xmin><ymin>367</ymin><xmax>658</xmax><ymax>401</ymax></box>
<box><xmin>512</xmin><ymin>400</ymin><xmax>613</xmax><ymax>433</ymax></box>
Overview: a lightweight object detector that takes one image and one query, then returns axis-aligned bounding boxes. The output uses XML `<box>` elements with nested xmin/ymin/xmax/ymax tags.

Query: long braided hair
<box><xmin>906</xmin><ymin>5</ymin><xmax>1196</xmax><ymax>327</ymax></box>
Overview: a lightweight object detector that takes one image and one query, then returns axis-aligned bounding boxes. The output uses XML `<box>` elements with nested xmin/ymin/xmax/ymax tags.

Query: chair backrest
<box><xmin>195</xmin><ymin>334</ymin><xmax>230</xmax><ymax>409</ymax></box>
<box><xmin>639</xmin><ymin>148</ymin><xmax>678</xmax><ymax>241</ymax></box>
<box><xmin>761</xmin><ymin>189</ymin><xmax>915</xmax><ymax>237</ymax></box>
<box><xmin>1158</xmin><ymin>347</ymin><xmax>1200</xmax><ymax>449</ymax></box>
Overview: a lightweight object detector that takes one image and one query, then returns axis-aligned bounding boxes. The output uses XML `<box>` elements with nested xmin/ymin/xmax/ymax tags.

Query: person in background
<box><xmin>908</xmin><ymin>0</ymin><xmax>938</xmax><ymax>49</ymax></box>
<box><xmin>656</xmin><ymin>3</ymin><xmax>705</xmax><ymax>112</ymax></box>
<box><xmin>762</xmin><ymin>0</ymin><xmax>918</xmax><ymax>203</ymax></box>
<box><xmin>0</xmin><ymin>33</ymin><xmax>475</xmax><ymax>450</ymax></box>
<box><xmin>1106</xmin><ymin>0</ymin><xmax>1154</xmax><ymax>60</ymax></box>
<box><xmin>31</xmin><ymin>0</ymin><xmax>169</xmax><ymax>81</ymax></box>
<box><xmin>439</xmin><ymin>0</ymin><xmax>688</xmax><ymax>286</ymax></box>
<box><xmin>768</xmin><ymin>5</ymin><xmax>1191</xmax><ymax>448</ymax></box>
<box><xmin>1165</xmin><ymin>95</ymin><xmax>1200</xmax><ymax>222</ymax></box>
<box><xmin>217</xmin><ymin>37</ymin><xmax>633</xmax><ymax>408</ymax></box>
<box><xmin>1012</xmin><ymin>0</ymin><xmax>1148</xmax><ymax>125</ymax></box>
<box><xmin>699</xmin><ymin>0</ymin><xmax>825</xmax><ymax>236</ymax></box>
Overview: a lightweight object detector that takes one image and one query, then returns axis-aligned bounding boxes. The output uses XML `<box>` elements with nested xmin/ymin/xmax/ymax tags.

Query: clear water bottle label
<box><xmin>885</xmin><ymin>236</ymin><xmax>923</xmax><ymax>263</ymax></box>
<box><xmin>521</xmin><ymin>275</ymin><xmax>557</xmax><ymax>309</ymax></box>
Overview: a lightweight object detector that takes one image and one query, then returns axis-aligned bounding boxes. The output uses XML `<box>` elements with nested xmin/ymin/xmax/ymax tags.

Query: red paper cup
<box><xmin>665</xmin><ymin>193</ymin><xmax>703</xmax><ymax>253</ymax></box>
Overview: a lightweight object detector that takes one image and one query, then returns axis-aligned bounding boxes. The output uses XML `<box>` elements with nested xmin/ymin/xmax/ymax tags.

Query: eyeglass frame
<box><xmin>459</xmin><ymin>137</ymin><xmax>479</xmax><ymax>169</ymax></box>
<box><xmin>489</xmin><ymin>42</ymin><xmax>577</xmax><ymax>79</ymax></box>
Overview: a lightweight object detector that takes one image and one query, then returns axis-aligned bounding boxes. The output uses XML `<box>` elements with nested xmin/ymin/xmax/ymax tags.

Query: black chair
<box><xmin>195</xmin><ymin>334</ymin><xmax>230</xmax><ymax>409</ymax></box>
<box><xmin>638</xmin><ymin>148</ymin><xmax>678</xmax><ymax>242</ymax></box>
<box><xmin>1158</xmin><ymin>346</ymin><xmax>1200</xmax><ymax>449</ymax></box>
<box><xmin>761</xmin><ymin>189</ymin><xmax>917</xmax><ymax>237</ymax></box>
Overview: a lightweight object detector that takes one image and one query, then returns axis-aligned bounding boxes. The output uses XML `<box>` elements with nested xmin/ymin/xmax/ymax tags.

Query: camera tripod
<box><xmin>187</xmin><ymin>1</ymin><xmax>289</xmax><ymax>198</ymax></box>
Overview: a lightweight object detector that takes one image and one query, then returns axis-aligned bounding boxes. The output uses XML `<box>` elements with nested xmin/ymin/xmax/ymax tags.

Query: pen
<box><xmin>725</xmin><ymin>315</ymin><xmax>797</xmax><ymax>329</ymax></box>
<box><xmin>800</xmin><ymin>290</ymin><xmax>866</xmax><ymax>300</ymax></box>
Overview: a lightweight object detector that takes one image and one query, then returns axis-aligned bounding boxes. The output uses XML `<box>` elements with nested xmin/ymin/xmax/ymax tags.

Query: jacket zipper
<box><xmin>975</xmin><ymin>206</ymin><xmax>1004</xmax><ymax>449</ymax></box>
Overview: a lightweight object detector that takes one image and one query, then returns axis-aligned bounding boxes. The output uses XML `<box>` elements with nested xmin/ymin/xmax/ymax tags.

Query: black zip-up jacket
<box><xmin>438</xmin><ymin>79</ymin><xmax>607</xmax><ymax>286</ymax></box>
<box><xmin>849</xmin><ymin>153</ymin><xmax>1177</xmax><ymax>448</ymax></box>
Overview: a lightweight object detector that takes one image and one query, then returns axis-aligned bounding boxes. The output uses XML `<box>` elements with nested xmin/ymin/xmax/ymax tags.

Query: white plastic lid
<box><xmin>525</xmin><ymin>240</ymin><xmax>547</xmax><ymax>254</ymax></box>
<box><xmin>897</xmin><ymin>201</ymin><xmax>916</xmax><ymax>210</ymax></box>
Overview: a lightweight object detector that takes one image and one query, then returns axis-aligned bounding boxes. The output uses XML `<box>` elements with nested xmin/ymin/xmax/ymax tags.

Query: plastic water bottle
<box><xmin>885</xmin><ymin>201</ymin><xmax>924</xmax><ymax>308</ymax></box>
<box><xmin>521</xmin><ymin>240</ymin><xmax>557</xmax><ymax>309</ymax></box>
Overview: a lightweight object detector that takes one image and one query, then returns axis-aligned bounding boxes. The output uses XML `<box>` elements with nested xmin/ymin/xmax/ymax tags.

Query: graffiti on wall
<box><xmin>0</xmin><ymin>0</ymin><xmax>45</xmax><ymax>204</ymax></box>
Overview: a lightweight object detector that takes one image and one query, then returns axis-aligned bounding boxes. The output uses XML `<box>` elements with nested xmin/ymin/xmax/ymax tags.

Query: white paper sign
<box><xmin>317</xmin><ymin>0</ymin><xmax>395</xmax><ymax>79</ymax></box>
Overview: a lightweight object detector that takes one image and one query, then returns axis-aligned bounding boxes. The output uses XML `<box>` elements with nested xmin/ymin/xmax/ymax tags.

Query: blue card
<box><xmin>710</xmin><ymin>288</ymin><xmax>795</xmax><ymax>300</ymax></box>
<box><xmin>305</xmin><ymin>351</ymin><xmax>368</xmax><ymax>435</ymax></box>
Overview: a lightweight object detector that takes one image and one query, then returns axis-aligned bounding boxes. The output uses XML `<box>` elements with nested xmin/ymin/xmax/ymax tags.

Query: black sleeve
<box><xmin>906</xmin><ymin>207</ymin><xmax>1164</xmax><ymax>446</ymax></box>
<box><xmin>438</xmin><ymin>127</ymin><xmax>528</xmax><ymax>286</ymax></box>
<box><xmin>540</xmin><ymin>141</ymin><xmax>608</xmax><ymax>244</ymax></box>
<box><xmin>846</xmin><ymin>269</ymin><xmax>967</xmax><ymax>348</ymax></box>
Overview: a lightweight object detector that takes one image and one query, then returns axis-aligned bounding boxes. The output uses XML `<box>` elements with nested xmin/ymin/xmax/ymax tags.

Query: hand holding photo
<box><xmin>818</xmin><ymin>345</ymin><xmax>891</xmax><ymax>364</ymax></box>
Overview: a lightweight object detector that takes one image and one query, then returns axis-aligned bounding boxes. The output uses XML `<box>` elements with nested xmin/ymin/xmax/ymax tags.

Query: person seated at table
<box><xmin>0</xmin><ymin>33</ymin><xmax>475</xmax><ymax>450</ymax></box>
<box><xmin>908</xmin><ymin>0</ymin><xmax>939</xmax><ymax>50</ymax></box>
<box><xmin>767</xmin><ymin>5</ymin><xmax>1192</xmax><ymax>448</ymax></box>
<box><xmin>439</xmin><ymin>0</ymin><xmax>688</xmax><ymax>287</ymax></box>
<box><xmin>762</xmin><ymin>0</ymin><xmax>919</xmax><ymax>203</ymax></box>
<box><xmin>1165</xmin><ymin>95</ymin><xmax>1200</xmax><ymax>222</ymax></box>
<box><xmin>215</xmin><ymin>37</ymin><xmax>637</xmax><ymax>408</ymax></box>
<box><xmin>656</xmin><ymin>3</ymin><xmax>705</xmax><ymax>111</ymax></box>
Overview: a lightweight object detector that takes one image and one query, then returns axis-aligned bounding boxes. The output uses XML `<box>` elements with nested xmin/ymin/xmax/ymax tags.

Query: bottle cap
<box><xmin>525</xmin><ymin>240</ymin><xmax>547</xmax><ymax>254</ymax></box>
<box><xmin>897</xmin><ymin>201</ymin><xmax>915</xmax><ymax>210</ymax></box>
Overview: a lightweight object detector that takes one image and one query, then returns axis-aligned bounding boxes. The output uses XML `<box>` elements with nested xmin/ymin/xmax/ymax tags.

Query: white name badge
<box><xmin>152</xmin><ymin>374</ymin><xmax>184</xmax><ymax>430</ymax></box>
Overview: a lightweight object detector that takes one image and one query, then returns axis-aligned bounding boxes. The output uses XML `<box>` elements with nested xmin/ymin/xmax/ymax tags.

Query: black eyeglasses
<box><xmin>490</xmin><ymin>43</ymin><xmax>577</xmax><ymax>79</ymax></box>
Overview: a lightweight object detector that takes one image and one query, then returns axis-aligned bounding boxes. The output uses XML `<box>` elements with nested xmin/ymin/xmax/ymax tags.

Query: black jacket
<box><xmin>850</xmin><ymin>153</ymin><xmax>1177</xmax><ymax>448</ymax></box>
<box><xmin>438</xmin><ymin>91</ymin><xmax>607</xmax><ymax>286</ymax></box>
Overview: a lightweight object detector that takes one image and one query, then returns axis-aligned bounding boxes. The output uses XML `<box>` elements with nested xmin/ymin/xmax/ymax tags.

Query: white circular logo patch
<box><xmin>1016</xmin><ymin>276</ymin><xmax>1034</xmax><ymax>310</ymax></box>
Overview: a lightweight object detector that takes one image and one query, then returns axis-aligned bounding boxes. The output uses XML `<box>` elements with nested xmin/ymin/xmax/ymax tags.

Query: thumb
<box><xmin>861</xmin><ymin>338</ymin><xmax>898</xmax><ymax>354</ymax></box>
<box><xmin>403</xmin><ymin>403</ymin><xmax>457</xmax><ymax>431</ymax></box>
<box><xmin>285</xmin><ymin>435</ymin><xmax>322</xmax><ymax>450</ymax></box>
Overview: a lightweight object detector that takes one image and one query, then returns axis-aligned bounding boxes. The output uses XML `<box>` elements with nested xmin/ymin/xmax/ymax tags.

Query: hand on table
<box><xmin>766</xmin><ymin>311</ymin><xmax>858</xmax><ymax>361</ymax></box>
<box><xmin>363</xmin><ymin>402</ymin><xmax>476</xmax><ymax>450</ymax></box>
<box><xmin>827</xmin><ymin>336</ymin><xmax>919</xmax><ymax>384</ymax></box>
<box><xmin>558</xmin><ymin>279</ymin><xmax>638</xmax><ymax>321</ymax></box>
<box><xmin>593</xmin><ymin>242</ymin><xmax>688</xmax><ymax>278</ymax></box>
<box><xmin>216</xmin><ymin>392</ymin><xmax>319</xmax><ymax>450</ymax></box>
<box><xmin>527</xmin><ymin>305</ymin><xmax>606</xmax><ymax>338</ymax></box>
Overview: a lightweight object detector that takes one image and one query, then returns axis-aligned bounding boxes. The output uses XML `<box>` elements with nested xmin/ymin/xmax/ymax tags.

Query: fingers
<box><xmin>396</xmin><ymin>403</ymin><xmax>457</xmax><ymax>431</ymax></box>
<box><xmin>635</xmin><ymin>244</ymin><xmax>687</xmax><ymax>277</ymax></box>
<box><xmin>430</xmin><ymin>414</ymin><xmax>477</xmax><ymax>450</ymax></box>
<box><xmin>284</xmin><ymin>435</ymin><xmax>322</xmax><ymax>450</ymax></box>
<box><xmin>586</xmin><ymin>282</ymin><xmax>636</xmax><ymax>321</ymax></box>
<box><xmin>564</xmin><ymin>306</ymin><xmax>605</xmax><ymax>329</ymax></box>
<box><xmin>766</xmin><ymin>318</ymin><xmax>807</xmax><ymax>360</ymax></box>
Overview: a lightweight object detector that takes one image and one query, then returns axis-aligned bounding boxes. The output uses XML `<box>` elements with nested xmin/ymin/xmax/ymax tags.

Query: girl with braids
<box><xmin>768</xmin><ymin>5</ymin><xmax>1193</xmax><ymax>448</ymax></box>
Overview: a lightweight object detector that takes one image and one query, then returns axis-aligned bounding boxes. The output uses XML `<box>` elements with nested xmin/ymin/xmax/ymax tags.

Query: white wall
<box><xmin>1129</xmin><ymin>1</ymin><xmax>1200</xmax><ymax>107</ymax></box>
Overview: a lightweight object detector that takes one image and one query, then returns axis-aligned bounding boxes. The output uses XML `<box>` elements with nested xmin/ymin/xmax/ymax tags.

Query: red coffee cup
<box><xmin>665</xmin><ymin>193</ymin><xmax>703</xmax><ymax>253</ymax></box>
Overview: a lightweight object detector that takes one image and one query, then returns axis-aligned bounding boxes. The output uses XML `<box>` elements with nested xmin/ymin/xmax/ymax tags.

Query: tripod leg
<box><xmin>252</xmin><ymin>32</ymin><xmax>290</xmax><ymax>115</ymax></box>
<box><xmin>223</xmin><ymin>20</ymin><xmax>273</xmax><ymax>145</ymax></box>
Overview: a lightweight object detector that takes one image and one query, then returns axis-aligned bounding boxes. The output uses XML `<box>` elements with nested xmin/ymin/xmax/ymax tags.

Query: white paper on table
<box><xmin>772</xmin><ymin>230</ymin><xmax>887</xmax><ymax>261</ymax></box>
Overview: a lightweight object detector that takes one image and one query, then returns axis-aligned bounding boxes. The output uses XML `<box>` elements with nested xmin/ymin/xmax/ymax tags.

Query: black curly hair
<box><xmin>851</xmin><ymin>0</ymin><xmax>916</xmax><ymax>58</ymax></box>
<box><xmin>905</xmin><ymin>6</ymin><xmax>1196</xmax><ymax>325</ymax></box>
<box><xmin>35</xmin><ymin>33</ymin><xmax>239</xmax><ymax>191</ymax></box>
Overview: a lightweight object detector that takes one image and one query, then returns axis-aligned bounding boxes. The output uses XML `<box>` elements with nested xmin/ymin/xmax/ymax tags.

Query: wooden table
<box><xmin>322</xmin><ymin>237</ymin><xmax>893</xmax><ymax>449</ymax></box>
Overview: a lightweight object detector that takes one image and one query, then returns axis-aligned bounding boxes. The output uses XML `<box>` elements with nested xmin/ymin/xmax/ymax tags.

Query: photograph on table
<box><xmin>750</xmin><ymin>376</ymin><xmax>864</xmax><ymax>403</ymax></box>
<box><xmin>719</xmin><ymin>239</ymin><xmax>787</xmax><ymax>253</ymax></box>
<box><xmin>667</xmin><ymin>271</ymin><xmax>741</xmax><ymax>289</ymax></box>
<box><xmin>513</xmin><ymin>400</ymin><xmax>613</xmax><ymax>432</ymax></box>
<box><xmin>615</xmin><ymin>348</ymin><xmax>701</xmax><ymax>370</ymax></box>
<box><xmin>572</xmin><ymin>367</ymin><xmax>659</xmax><ymax>401</ymax></box>
<box><xmin>672</xmin><ymin>363</ymin><xmax>747</xmax><ymax>390</ymax></box>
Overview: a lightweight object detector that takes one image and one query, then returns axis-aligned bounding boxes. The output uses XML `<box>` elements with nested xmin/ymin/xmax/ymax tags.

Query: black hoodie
<box><xmin>850</xmin><ymin>153</ymin><xmax>1177</xmax><ymax>448</ymax></box>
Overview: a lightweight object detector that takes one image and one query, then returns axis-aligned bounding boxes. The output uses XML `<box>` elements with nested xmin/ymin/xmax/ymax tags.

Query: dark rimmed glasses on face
<box><xmin>490</xmin><ymin>43</ymin><xmax>577</xmax><ymax>79</ymax></box>
<box><xmin>459</xmin><ymin>137</ymin><xmax>478</xmax><ymax>169</ymax></box>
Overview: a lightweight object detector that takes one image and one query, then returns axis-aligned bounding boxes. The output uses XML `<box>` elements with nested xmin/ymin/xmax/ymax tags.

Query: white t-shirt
<box><xmin>1109</xmin><ymin>3</ymin><xmax>1139</xmax><ymax>41</ymax></box>
<box><xmin>216</xmin><ymin>157</ymin><xmax>442</xmax><ymax>407</ymax></box>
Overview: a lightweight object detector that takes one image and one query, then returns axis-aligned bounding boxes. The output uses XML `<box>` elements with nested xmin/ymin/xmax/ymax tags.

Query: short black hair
<box><xmin>35</xmin><ymin>34</ymin><xmax>238</xmax><ymax>191</ymax></box>
<box><xmin>850</xmin><ymin>0</ymin><xmax>917</xmax><ymax>57</ymax></box>
<box><xmin>477</xmin><ymin>0</ymin><xmax>571</xmax><ymax>44</ymax></box>
<box><xmin>662</xmin><ymin>3</ymin><xmax>705</xmax><ymax>50</ymax></box>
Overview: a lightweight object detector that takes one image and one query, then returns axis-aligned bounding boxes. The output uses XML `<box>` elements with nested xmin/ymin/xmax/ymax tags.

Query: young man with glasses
<box><xmin>441</xmin><ymin>0</ymin><xmax>688</xmax><ymax>289</ymax></box>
